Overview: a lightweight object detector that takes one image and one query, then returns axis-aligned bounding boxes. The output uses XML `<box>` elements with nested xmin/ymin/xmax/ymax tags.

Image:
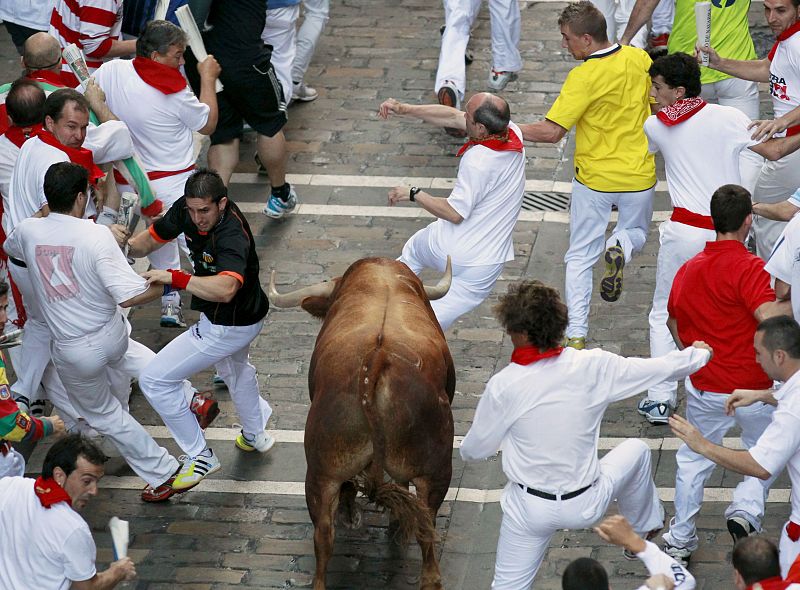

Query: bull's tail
<box><xmin>357</xmin><ymin>346</ymin><xmax>437</xmax><ymax>545</ymax></box>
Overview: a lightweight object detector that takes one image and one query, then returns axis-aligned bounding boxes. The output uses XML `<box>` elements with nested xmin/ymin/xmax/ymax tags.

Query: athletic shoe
<box><xmin>264</xmin><ymin>186</ymin><xmax>298</xmax><ymax>219</ymax></box>
<box><xmin>637</xmin><ymin>398</ymin><xmax>674</xmax><ymax>425</ymax></box>
<box><xmin>160</xmin><ymin>303</ymin><xmax>186</xmax><ymax>328</ymax></box>
<box><xmin>727</xmin><ymin>516</ymin><xmax>756</xmax><ymax>544</ymax></box>
<box><xmin>649</xmin><ymin>33</ymin><xmax>670</xmax><ymax>47</ymax></box>
<box><xmin>235</xmin><ymin>429</ymin><xmax>276</xmax><ymax>453</ymax></box>
<box><xmin>600</xmin><ymin>242</ymin><xmax>625</xmax><ymax>302</ymax></box>
<box><xmin>565</xmin><ymin>336</ymin><xmax>586</xmax><ymax>350</ymax></box>
<box><xmin>141</xmin><ymin>468</ymin><xmax>196</xmax><ymax>502</ymax></box>
<box><xmin>212</xmin><ymin>373</ymin><xmax>226</xmax><ymax>385</ymax></box>
<box><xmin>487</xmin><ymin>69</ymin><xmax>518</xmax><ymax>91</ymax></box>
<box><xmin>254</xmin><ymin>153</ymin><xmax>269</xmax><ymax>176</ymax></box>
<box><xmin>30</xmin><ymin>399</ymin><xmax>46</xmax><ymax>418</ymax></box>
<box><xmin>292</xmin><ymin>82</ymin><xmax>318</xmax><ymax>103</ymax></box>
<box><xmin>172</xmin><ymin>450</ymin><xmax>221</xmax><ymax>490</ymax></box>
<box><xmin>437</xmin><ymin>81</ymin><xmax>465</xmax><ymax>138</ymax></box>
<box><xmin>663</xmin><ymin>541</ymin><xmax>693</xmax><ymax>568</ymax></box>
<box><xmin>190</xmin><ymin>391</ymin><xmax>220</xmax><ymax>430</ymax></box>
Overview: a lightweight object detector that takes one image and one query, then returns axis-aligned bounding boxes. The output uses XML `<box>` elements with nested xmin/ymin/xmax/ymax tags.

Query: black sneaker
<box><xmin>727</xmin><ymin>516</ymin><xmax>755</xmax><ymax>544</ymax></box>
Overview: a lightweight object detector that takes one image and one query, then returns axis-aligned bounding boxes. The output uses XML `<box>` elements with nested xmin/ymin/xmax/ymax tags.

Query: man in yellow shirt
<box><xmin>520</xmin><ymin>0</ymin><xmax>655</xmax><ymax>349</ymax></box>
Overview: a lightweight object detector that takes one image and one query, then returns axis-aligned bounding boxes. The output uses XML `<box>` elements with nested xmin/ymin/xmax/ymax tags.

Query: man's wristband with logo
<box><xmin>409</xmin><ymin>186</ymin><xmax>421</xmax><ymax>202</ymax></box>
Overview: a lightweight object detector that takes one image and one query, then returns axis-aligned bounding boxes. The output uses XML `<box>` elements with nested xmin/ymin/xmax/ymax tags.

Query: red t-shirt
<box><xmin>668</xmin><ymin>240</ymin><xmax>774</xmax><ymax>393</ymax></box>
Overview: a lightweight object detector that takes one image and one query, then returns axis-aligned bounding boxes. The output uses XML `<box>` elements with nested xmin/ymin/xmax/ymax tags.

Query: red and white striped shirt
<box><xmin>49</xmin><ymin>0</ymin><xmax>123</xmax><ymax>87</ymax></box>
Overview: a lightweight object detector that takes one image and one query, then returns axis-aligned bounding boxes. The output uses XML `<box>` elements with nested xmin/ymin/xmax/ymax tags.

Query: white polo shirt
<box><xmin>92</xmin><ymin>59</ymin><xmax>209</xmax><ymax>174</ymax></box>
<box><xmin>644</xmin><ymin>104</ymin><xmax>756</xmax><ymax>215</ymax></box>
<box><xmin>460</xmin><ymin>346</ymin><xmax>710</xmax><ymax>491</ymax></box>
<box><xmin>4</xmin><ymin>214</ymin><xmax>148</xmax><ymax>340</ymax></box>
<box><xmin>424</xmin><ymin>121</ymin><xmax>525</xmax><ymax>267</ymax></box>
<box><xmin>0</xmin><ymin>476</ymin><xmax>96</xmax><ymax>590</ymax></box>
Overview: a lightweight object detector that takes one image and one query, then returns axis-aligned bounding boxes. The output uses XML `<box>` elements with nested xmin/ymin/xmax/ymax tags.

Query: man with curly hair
<box><xmin>460</xmin><ymin>280</ymin><xmax>713</xmax><ymax>589</ymax></box>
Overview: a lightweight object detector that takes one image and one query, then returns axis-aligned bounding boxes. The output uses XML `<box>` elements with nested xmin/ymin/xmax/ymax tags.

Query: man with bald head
<box><xmin>378</xmin><ymin>91</ymin><xmax>525</xmax><ymax>330</ymax></box>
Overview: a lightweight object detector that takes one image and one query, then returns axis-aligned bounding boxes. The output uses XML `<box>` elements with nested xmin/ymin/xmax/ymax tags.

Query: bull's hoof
<box><xmin>337</xmin><ymin>502</ymin><xmax>363</xmax><ymax>529</ymax></box>
<box><xmin>420</xmin><ymin>577</ymin><xmax>443</xmax><ymax>590</ymax></box>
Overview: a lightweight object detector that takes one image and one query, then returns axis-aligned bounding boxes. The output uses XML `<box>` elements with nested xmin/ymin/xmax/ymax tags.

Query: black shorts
<box><xmin>4</xmin><ymin>22</ymin><xmax>44</xmax><ymax>54</ymax></box>
<box><xmin>211</xmin><ymin>55</ymin><xmax>288</xmax><ymax>145</ymax></box>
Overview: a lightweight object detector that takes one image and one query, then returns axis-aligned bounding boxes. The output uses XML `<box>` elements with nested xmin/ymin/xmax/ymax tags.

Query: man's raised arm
<box><xmin>378</xmin><ymin>98</ymin><xmax>466</xmax><ymax>133</ymax></box>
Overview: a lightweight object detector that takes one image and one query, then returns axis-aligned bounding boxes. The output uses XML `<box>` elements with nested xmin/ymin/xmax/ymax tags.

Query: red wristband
<box><xmin>169</xmin><ymin>269</ymin><xmax>191</xmax><ymax>290</ymax></box>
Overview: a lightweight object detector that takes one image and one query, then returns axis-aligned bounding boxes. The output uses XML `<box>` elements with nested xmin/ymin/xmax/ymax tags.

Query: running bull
<box><xmin>269</xmin><ymin>257</ymin><xmax>456</xmax><ymax>590</ymax></box>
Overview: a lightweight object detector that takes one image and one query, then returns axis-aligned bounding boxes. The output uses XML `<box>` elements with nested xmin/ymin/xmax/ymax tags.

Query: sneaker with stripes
<box><xmin>172</xmin><ymin>449</ymin><xmax>221</xmax><ymax>490</ymax></box>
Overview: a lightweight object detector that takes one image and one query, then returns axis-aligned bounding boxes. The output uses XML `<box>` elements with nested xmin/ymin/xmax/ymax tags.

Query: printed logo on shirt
<box><xmin>711</xmin><ymin>0</ymin><xmax>736</xmax><ymax>7</ymax></box>
<box><xmin>34</xmin><ymin>245</ymin><xmax>80</xmax><ymax>303</ymax></box>
<box><xmin>0</xmin><ymin>384</ymin><xmax>9</xmax><ymax>400</ymax></box>
<box><xmin>198</xmin><ymin>251</ymin><xmax>216</xmax><ymax>273</ymax></box>
<box><xmin>770</xmin><ymin>74</ymin><xmax>791</xmax><ymax>102</ymax></box>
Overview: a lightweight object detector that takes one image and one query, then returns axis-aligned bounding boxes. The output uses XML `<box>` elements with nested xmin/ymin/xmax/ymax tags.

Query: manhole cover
<box><xmin>521</xmin><ymin>191</ymin><xmax>570</xmax><ymax>212</ymax></box>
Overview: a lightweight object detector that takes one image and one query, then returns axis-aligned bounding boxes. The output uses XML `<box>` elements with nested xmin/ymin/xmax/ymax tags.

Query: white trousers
<box><xmin>138</xmin><ymin>314</ymin><xmax>272</xmax><ymax>458</ymax></box>
<box><xmin>435</xmin><ymin>0</ymin><xmax>522</xmax><ymax>99</ymax></box>
<box><xmin>664</xmin><ymin>381</ymin><xmax>776</xmax><ymax>548</ymax></box>
<box><xmin>0</xmin><ymin>447</ymin><xmax>25</xmax><ymax>478</ymax></box>
<box><xmin>50</xmin><ymin>313</ymin><xmax>179</xmax><ymax>487</ymax></box>
<box><xmin>565</xmin><ymin>180</ymin><xmax>654</xmax><ymax>338</ymax></box>
<box><xmin>651</xmin><ymin>0</ymin><xmax>674</xmax><ymax>35</ymax></box>
<box><xmin>751</xmin><ymin>149</ymin><xmax>800</xmax><ymax>259</ymax></box>
<box><xmin>292</xmin><ymin>0</ymin><xmax>330</xmax><ymax>84</ymax></box>
<box><xmin>779</xmin><ymin>522</ymin><xmax>800</xmax><ymax>577</ymax></box>
<box><xmin>492</xmin><ymin>439</ymin><xmax>663</xmax><ymax>589</ymax></box>
<box><xmin>647</xmin><ymin>220</ymin><xmax>714</xmax><ymax>405</ymax></box>
<box><xmin>262</xmin><ymin>5</ymin><xmax>300</xmax><ymax>104</ymax></box>
<box><xmin>399</xmin><ymin>230</ymin><xmax>505</xmax><ymax>331</ymax></box>
<box><xmin>594</xmin><ymin>0</ymin><xmax>648</xmax><ymax>47</ymax></box>
<box><xmin>701</xmin><ymin>77</ymin><xmax>763</xmax><ymax>196</ymax></box>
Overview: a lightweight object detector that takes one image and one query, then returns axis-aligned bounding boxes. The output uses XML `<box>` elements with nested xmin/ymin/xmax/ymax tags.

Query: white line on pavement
<box><xmin>100</xmin><ymin>475</ymin><xmax>787</xmax><ymax>504</ymax></box>
<box><xmin>142</xmin><ymin>426</ymin><xmax>742</xmax><ymax>451</ymax></box>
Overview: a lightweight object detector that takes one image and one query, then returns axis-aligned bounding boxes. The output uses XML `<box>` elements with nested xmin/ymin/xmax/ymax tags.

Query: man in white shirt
<box><xmin>670</xmin><ymin>314</ymin><xmax>800</xmax><ymax>576</ymax></box>
<box><xmin>639</xmin><ymin>52</ymin><xmax>800</xmax><ymax>424</ymax></box>
<box><xmin>459</xmin><ymin>280</ymin><xmax>712</xmax><ymax>589</ymax></box>
<box><xmin>93</xmin><ymin>20</ymin><xmax>220</xmax><ymax>328</ymax></box>
<box><xmin>378</xmin><ymin>92</ymin><xmax>525</xmax><ymax>330</ymax></box>
<box><xmin>4</xmin><ymin>162</ymin><xmax>190</xmax><ymax>502</ymax></box>
<box><xmin>0</xmin><ymin>434</ymin><xmax>136</xmax><ymax>589</ymax></box>
<box><xmin>765</xmin><ymin>214</ymin><xmax>800</xmax><ymax>321</ymax></box>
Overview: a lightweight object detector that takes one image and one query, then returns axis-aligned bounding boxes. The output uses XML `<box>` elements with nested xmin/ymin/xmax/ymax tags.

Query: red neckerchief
<box><xmin>34</xmin><ymin>476</ymin><xmax>72</xmax><ymax>509</ymax></box>
<box><xmin>511</xmin><ymin>345</ymin><xmax>564</xmax><ymax>365</ymax></box>
<box><xmin>746</xmin><ymin>577</ymin><xmax>792</xmax><ymax>590</ymax></box>
<box><xmin>132</xmin><ymin>57</ymin><xmax>187</xmax><ymax>95</ymax></box>
<box><xmin>36</xmin><ymin>130</ymin><xmax>105</xmax><ymax>185</ymax></box>
<box><xmin>656</xmin><ymin>97</ymin><xmax>708</xmax><ymax>126</ymax></box>
<box><xmin>457</xmin><ymin>127</ymin><xmax>523</xmax><ymax>157</ymax></box>
<box><xmin>787</xmin><ymin>520</ymin><xmax>800</xmax><ymax>542</ymax></box>
<box><xmin>4</xmin><ymin>124</ymin><xmax>43</xmax><ymax>149</ymax></box>
<box><xmin>769</xmin><ymin>20</ymin><xmax>800</xmax><ymax>60</ymax></box>
<box><xmin>25</xmin><ymin>69</ymin><xmax>67</xmax><ymax>88</ymax></box>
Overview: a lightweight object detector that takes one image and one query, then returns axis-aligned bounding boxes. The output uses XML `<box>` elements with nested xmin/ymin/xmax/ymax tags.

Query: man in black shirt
<box><xmin>128</xmin><ymin>168</ymin><xmax>275</xmax><ymax>499</ymax></box>
<box><xmin>183</xmin><ymin>0</ymin><xmax>297</xmax><ymax>220</ymax></box>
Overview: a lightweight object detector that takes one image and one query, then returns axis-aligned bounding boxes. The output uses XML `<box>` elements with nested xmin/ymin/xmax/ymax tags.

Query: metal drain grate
<box><xmin>521</xmin><ymin>191</ymin><xmax>570</xmax><ymax>212</ymax></box>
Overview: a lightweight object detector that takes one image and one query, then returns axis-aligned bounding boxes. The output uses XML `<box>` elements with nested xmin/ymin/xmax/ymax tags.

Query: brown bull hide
<box><xmin>302</xmin><ymin>258</ymin><xmax>455</xmax><ymax>590</ymax></box>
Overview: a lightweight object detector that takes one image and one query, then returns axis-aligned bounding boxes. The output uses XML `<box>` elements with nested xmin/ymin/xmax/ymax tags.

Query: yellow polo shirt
<box><xmin>546</xmin><ymin>44</ymin><xmax>656</xmax><ymax>193</ymax></box>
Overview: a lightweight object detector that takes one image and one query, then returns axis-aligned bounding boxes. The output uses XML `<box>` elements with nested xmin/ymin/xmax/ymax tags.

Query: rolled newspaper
<box><xmin>0</xmin><ymin>329</ymin><xmax>23</xmax><ymax>349</ymax></box>
<box><xmin>695</xmin><ymin>1</ymin><xmax>712</xmax><ymax>67</ymax></box>
<box><xmin>175</xmin><ymin>4</ymin><xmax>223</xmax><ymax>93</ymax></box>
<box><xmin>109</xmin><ymin>516</ymin><xmax>129</xmax><ymax>560</ymax></box>
<box><xmin>153</xmin><ymin>0</ymin><xmax>170</xmax><ymax>21</ymax></box>
<box><xmin>62</xmin><ymin>44</ymin><xmax>91</xmax><ymax>89</ymax></box>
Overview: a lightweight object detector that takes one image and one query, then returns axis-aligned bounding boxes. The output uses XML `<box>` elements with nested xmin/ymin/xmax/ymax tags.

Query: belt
<box><xmin>113</xmin><ymin>164</ymin><xmax>196</xmax><ymax>184</ymax></box>
<box><xmin>517</xmin><ymin>482</ymin><xmax>592</xmax><ymax>501</ymax></box>
<box><xmin>9</xmin><ymin>256</ymin><xmax>26</xmax><ymax>268</ymax></box>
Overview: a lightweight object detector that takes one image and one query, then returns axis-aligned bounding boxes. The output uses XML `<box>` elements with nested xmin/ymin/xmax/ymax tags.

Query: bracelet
<box><xmin>169</xmin><ymin>269</ymin><xmax>191</xmax><ymax>290</ymax></box>
<box><xmin>409</xmin><ymin>186</ymin><xmax>421</xmax><ymax>202</ymax></box>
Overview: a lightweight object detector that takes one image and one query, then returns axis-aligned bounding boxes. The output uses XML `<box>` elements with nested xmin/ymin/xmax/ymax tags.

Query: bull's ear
<box><xmin>300</xmin><ymin>296</ymin><xmax>331</xmax><ymax>319</ymax></box>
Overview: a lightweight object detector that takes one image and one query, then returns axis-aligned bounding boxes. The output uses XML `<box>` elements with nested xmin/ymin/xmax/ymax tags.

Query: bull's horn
<box><xmin>268</xmin><ymin>270</ymin><xmax>335</xmax><ymax>308</ymax></box>
<box><xmin>424</xmin><ymin>256</ymin><xmax>452</xmax><ymax>300</ymax></box>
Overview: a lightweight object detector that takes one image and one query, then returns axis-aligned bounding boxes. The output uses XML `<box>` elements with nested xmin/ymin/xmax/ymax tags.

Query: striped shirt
<box><xmin>49</xmin><ymin>0</ymin><xmax>123</xmax><ymax>86</ymax></box>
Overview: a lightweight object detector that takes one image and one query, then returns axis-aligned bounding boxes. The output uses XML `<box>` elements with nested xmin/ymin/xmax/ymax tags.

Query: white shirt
<box><xmin>750</xmin><ymin>369</ymin><xmax>800</xmax><ymax>523</ymax></box>
<box><xmin>770</xmin><ymin>30</ymin><xmax>800</xmax><ymax>128</ymax></box>
<box><xmin>764</xmin><ymin>214</ymin><xmax>800</xmax><ymax>320</ymax></box>
<box><xmin>460</xmin><ymin>346</ymin><xmax>710</xmax><ymax>491</ymax></box>
<box><xmin>634</xmin><ymin>541</ymin><xmax>696</xmax><ymax>590</ymax></box>
<box><xmin>92</xmin><ymin>59</ymin><xmax>209</xmax><ymax>173</ymax></box>
<box><xmin>4</xmin><ymin>214</ymin><xmax>148</xmax><ymax>340</ymax></box>
<box><xmin>0</xmin><ymin>477</ymin><xmax>96</xmax><ymax>590</ymax></box>
<box><xmin>645</xmin><ymin>104</ymin><xmax>756</xmax><ymax>215</ymax></box>
<box><xmin>0</xmin><ymin>0</ymin><xmax>52</xmax><ymax>31</ymax></box>
<box><xmin>425</xmin><ymin>121</ymin><xmax>526</xmax><ymax>267</ymax></box>
<box><xmin>0</xmin><ymin>134</ymin><xmax>23</xmax><ymax>216</ymax></box>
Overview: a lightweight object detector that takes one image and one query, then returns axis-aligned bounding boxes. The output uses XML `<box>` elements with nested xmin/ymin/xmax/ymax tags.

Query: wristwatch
<box><xmin>409</xmin><ymin>186</ymin><xmax>421</xmax><ymax>202</ymax></box>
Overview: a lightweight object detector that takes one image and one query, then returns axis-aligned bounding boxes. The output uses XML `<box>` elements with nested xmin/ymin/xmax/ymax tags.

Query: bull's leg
<box><xmin>411</xmin><ymin>477</ymin><xmax>445</xmax><ymax>590</ymax></box>
<box><xmin>306</xmin><ymin>478</ymin><xmax>342</xmax><ymax>590</ymax></box>
<box><xmin>336</xmin><ymin>480</ymin><xmax>363</xmax><ymax>529</ymax></box>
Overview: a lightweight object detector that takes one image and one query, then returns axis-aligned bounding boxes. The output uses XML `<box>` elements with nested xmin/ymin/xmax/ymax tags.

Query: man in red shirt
<box><xmin>664</xmin><ymin>184</ymin><xmax>790</xmax><ymax>566</ymax></box>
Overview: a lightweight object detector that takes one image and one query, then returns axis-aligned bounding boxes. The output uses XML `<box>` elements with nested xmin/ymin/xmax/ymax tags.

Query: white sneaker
<box><xmin>263</xmin><ymin>186</ymin><xmax>298</xmax><ymax>219</ymax></box>
<box><xmin>663</xmin><ymin>540</ymin><xmax>694</xmax><ymax>567</ymax></box>
<box><xmin>235</xmin><ymin>429</ymin><xmax>275</xmax><ymax>453</ymax></box>
<box><xmin>172</xmin><ymin>449</ymin><xmax>222</xmax><ymax>490</ymax></box>
<box><xmin>487</xmin><ymin>68</ymin><xmax>518</xmax><ymax>91</ymax></box>
<box><xmin>160</xmin><ymin>303</ymin><xmax>186</xmax><ymax>328</ymax></box>
<box><xmin>292</xmin><ymin>81</ymin><xmax>318</xmax><ymax>103</ymax></box>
